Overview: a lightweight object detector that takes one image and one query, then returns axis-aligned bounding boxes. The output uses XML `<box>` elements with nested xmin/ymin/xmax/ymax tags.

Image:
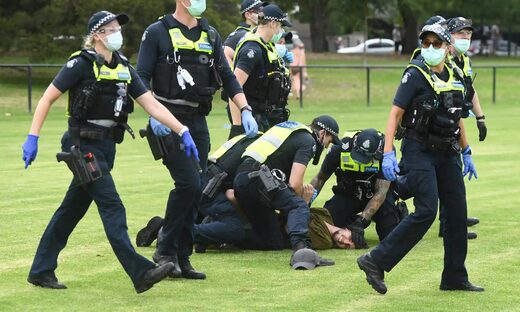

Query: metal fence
<box><xmin>1</xmin><ymin>63</ymin><xmax>520</xmax><ymax>112</ymax></box>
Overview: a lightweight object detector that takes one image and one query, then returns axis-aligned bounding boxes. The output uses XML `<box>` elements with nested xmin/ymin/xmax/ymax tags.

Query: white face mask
<box><xmin>454</xmin><ymin>38</ymin><xmax>471</xmax><ymax>54</ymax></box>
<box><xmin>104</xmin><ymin>31</ymin><xmax>123</xmax><ymax>51</ymax></box>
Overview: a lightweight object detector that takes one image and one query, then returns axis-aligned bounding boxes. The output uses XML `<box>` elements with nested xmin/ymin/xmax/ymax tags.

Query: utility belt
<box><xmin>405</xmin><ymin>130</ymin><xmax>461</xmax><ymax>155</ymax></box>
<box><xmin>73</xmin><ymin>124</ymin><xmax>134</xmax><ymax>144</ymax></box>
<box><xmin>160</xmin><ymin>100</ymin><xmax>211</xmax><ymax>116</ymax></box>
<box><xmin>332</xmin><ymin>179</ymin><xmax>374</xmax><ymax>201</ymax></box>
<box><xmin>247</xmin><ymin>164</ymin><xmax>288</xmax><ymax>207</ymax></box>
<box><xmin>202</xmin><ymin>164</ymin><xmax>229</xmax><ymax>198</ymax></box>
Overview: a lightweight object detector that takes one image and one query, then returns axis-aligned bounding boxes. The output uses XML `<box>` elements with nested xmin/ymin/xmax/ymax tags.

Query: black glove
<box><xmin>228</xmin><ymin>125</ymin><xmax>245</xmax><ymax>140</ymax></box>
<box><xmin>346</xmin><ymin>216</ymin><xmax>371</xmax><ymax>249</ymax></box>
<box><xmin>477</xmin><ymin>120</ymin><xmax>487</xmax><ymax>141</ymax></box>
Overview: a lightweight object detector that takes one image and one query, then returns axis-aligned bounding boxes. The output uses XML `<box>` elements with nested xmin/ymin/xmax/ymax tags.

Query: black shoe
<box><xmin>27</xmin><ymin>275</ymin><xmax>67</xmax><ymax>289</ymax></box>
<box><xmin>357</xmin><ymin>253</ymin><xmax>387</xmax><ymax>294</ymax></box>
<box><xmin>440</xmin><ymin>281</ymin><xmax>484</xmax><ymax>292</ymax></box>
<box><xmin>180</xmin><ymin>261</ymin><xmax>206</xmax><ymax>280</ymax></box>
<box><xmin>467</xmin><ymin>217</ymin><xmax>480</xmax><ymax>227</ymax></box>
<box><xmin>134</xmin><ymin>262</ymin><xmax>174</xmax><ymax>294</ymax></box>
<box><xmin>194</xmin><ymin>244</ymin><xmax>207</xmax><ymax>253</ymax></box>
<box><xmin>152</xmin><ymin>251</ymin><xmax>182</xmax><ymax>278</ymax></box>
<box><xmin>136</xmin><ymin>216</ymin><xmax>164</xmax><ymax>247</ymax></box>
<box><xmin>467</xmin><ymin>232</ymin><xmax>478</xmax><ymax>240</ymax></box>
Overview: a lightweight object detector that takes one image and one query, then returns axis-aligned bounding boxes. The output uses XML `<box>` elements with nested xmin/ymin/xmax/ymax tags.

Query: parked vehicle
<box><xmin>337</xmin><ymin>38</ymin><xmax>399</xmax><ymax>54</ymax></box>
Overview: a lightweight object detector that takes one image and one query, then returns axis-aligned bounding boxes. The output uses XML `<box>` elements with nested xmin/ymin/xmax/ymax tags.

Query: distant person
<box><xmin>291</xmin><ymin>34</ymin><xmax>308</xmax><ymax>100</ymax></box>
<box><xmin>490</xmin><ymin>22</ymin><xmax>501</xmax><ymax>56</ymax></box>
<box><xmin>480</xmin><ymin>25</ymin><xmax>490</xmax><ymax>55</ymax></box>
<box><xmin>392</xmin><ymin>25</ymin><xmax>402</xmax><ymax>55</ymax></box>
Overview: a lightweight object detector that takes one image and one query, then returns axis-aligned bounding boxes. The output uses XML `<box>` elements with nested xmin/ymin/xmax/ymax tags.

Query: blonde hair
<box><xmin>82</xmin><ymin>34</ymin><xmax>95</xmax><ymax>49</ymax></box>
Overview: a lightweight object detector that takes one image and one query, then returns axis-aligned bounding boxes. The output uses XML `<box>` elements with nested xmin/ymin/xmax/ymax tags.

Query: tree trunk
<box><xmin>398</xmin><ymin>0</ymin><xmax>418</xmax><ymax>55</ymax></box>
<box><xmin>308</xmin><ymin>0</ymin><xmax>329</xmax><ymax>52</ymax></box>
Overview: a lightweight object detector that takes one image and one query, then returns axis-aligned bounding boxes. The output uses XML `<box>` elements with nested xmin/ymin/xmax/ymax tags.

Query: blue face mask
<box><xmin>421</xmin><ymin>45</ymin><xmax>446</xmax><ymax>66</ymax></box>
<box><xmin>187</xmin><ymin>0</ymin><xmax>206</xmax><ymax>17</ymax></box>
<box><xmin>454</xmin><ymin>38</ymin><xmax>470</xmax><ymax>54</ymax></box>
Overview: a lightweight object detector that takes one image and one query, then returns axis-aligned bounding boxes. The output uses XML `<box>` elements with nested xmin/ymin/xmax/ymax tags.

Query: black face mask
<box><xmin>312</xmin><ymin>131</ymin><xmax>325</xmax><ymax>165</ymax></box>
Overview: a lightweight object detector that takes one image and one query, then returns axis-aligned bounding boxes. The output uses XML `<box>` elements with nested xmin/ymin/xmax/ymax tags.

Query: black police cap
<box><xmin>419</xmin><ymin>24</ymin><xmax>452</xmax><ymax>43</ymax></box>
<box><xmin>259</xmin><ymin>4</ymin><xmax>292</xmax><ymax>27</ymax></box>
<box><xmin>424</xmin><ymin>15</ymin><xmax>447</xmax><ymax>27</ymax></box>
<box><xmin>240</xmin><ymin>0</ymin><xmax>268</xmax><ymax>14</ymax></box>
<box><xmin>312</xmin><ymin>115</ymin><xmax>340</xmax><ymax>145</ymax></box>
<box><xmin>87</xmin><ymin>11</ymin><xmax>129</xmax><ymax>35</ymax></box>
<box><xmin>351</xmin><ymin>128</ymin><xmax>383</xmax><ymax>164</ymax></box>
<box><xmin>447</xmin><ymin>17</ymin><xmax>474</xmax><ymax>33</ymax></box>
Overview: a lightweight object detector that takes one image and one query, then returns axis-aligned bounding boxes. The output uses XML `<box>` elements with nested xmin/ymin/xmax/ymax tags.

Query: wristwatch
<box><xmin>240</xmin><ymin>105</ymin><xmax>252</xmax><ymax>113</ymax></box>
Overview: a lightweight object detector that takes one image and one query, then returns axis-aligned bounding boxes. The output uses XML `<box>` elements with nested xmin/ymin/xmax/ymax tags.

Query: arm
<box><xmin>223</xmin><ymin>46</ymin><xmax>235</xmax><ymax>68</ymax></box>
<box><xmin>310</xmin><ymin>170</ymin><xmax>332</xmax><ymax>194</ymax></box>
<box><xmin>288</xmin><ymin>162</ymin><xmax>307</xmax><ymax>196</ymax></box>
<box><xmin>361</xmin><ymin>179</ymin><xmax>391</xmax><ymax>221</ymax></box>
<box><xmin>28</xmin><ymin>84</ymin><xmax>63</xmax><ymax>136</ymax></box>
<box><xmin>135</xmin><ymin>26</ymin><xmax>159</xmax><ymax>90</ymax></box>
<box><xmin>471</xmin><ymin>90</ymin><xmax>487</xmax><ymax>141</ymax></box>
<box><xmin>458</xmin><ymin>119</ymin><xmax>469</xmax><ymax>150</ymax></box>
<box><xmin>135</xmin><ymin>91</ymin><xmax>184</xmax><ymax>134</ymax></box>
<box><xmin>384</xmin><ymin>105</ymin><xmax>405</xmax><ymax>153</ymax></box>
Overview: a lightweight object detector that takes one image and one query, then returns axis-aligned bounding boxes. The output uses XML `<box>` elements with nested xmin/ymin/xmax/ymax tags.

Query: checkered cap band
<box><xmin>261</xmin><ymin>14</ymin><xmax>289</xmax><ymax>23</ymax></box>
<box><xmin>315</xmin><ymin>121</ymin><xmax>338</xmax><ymax>137</ymax></box>
<box><xmin>420</xmin><ymin>24</ymin><xmax>452</xmax><ymax>43</ymax></box>
<box><xmin>240</xmin><ymin>0</ymin><xmax>263</xmax><ymax>14</ymax></box>
<box><xmin>89</xmin><ymin>13</ymin><xmax>116</xmax><ymax>35</ymax></box>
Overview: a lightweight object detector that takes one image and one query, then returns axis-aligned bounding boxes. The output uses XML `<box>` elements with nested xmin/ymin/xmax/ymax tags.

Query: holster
<box><xmin>202</xmin><ymin>164</ymin><xmax>228</xmax><ymax>198</ymax></box>
<box><xmin>247</xmin><ymin>165</ymin><xmax>287</xmax><ymax>205</ymax></box>
<box><xmin>56</xmin><ymin>145</ymin><xmax>102</xmax><ymax>186</ymax></box>
<box><xmin>139</xmin><ymin>124</ymin><xmax>168</xmax><ymax>160</ymax></box>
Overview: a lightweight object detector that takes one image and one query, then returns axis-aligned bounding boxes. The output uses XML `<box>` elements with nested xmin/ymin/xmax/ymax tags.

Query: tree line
<box><xmin>0</xmin><ymin>0</ymin><xmax>518</xmax><ymax>61</ymax></box>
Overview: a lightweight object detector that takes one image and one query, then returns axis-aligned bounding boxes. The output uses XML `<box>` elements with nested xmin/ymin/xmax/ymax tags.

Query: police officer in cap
<box><xmin>223</xmin><ymin>0</ymin><xmax>267</xmax><ymax>66</ymax></box>
<box><xmin>228</xmin><ymin>3</ymin><xmax>293</xmax><ymax>137</ymax></box>
<box><xmin>357</xmin><ymin>24</ymin><xmax>483</xmax><ymax>294</ymax></box>
<box><xmin>233</xmin><ymin>116</ymin><xmax>341</xmax><ymax>266</ymax></box>
<box><xmin>310</xmin><ymin>129</ymin><xmax>408</xmax><ymax>249</ymax></box>
<box><xmin>22</xmin><ymin>11</ymin><xmax>194</xmax><ymax>293</ymax></box>
<box><xmin>136</xmin><ymin>0</ymin><xmax>258</xmax><ymax>280</ymax></box>
<box><xmin>447</xmin><ymin>17</ymin><xmax>487</xmax><ymax>141</ymax></box>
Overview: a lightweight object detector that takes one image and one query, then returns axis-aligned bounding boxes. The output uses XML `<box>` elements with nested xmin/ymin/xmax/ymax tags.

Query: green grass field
<box><xmin>1</xmin><ymin>54</ymin><xmax>520</xmax><ymax>311</ymax></box>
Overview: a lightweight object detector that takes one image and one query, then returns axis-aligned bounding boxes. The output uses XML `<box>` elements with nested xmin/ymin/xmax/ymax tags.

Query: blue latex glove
<box><xmin>22</xmin><ymin>134</ymin><xmax>39</xmax><ymax>169</ymax></box>
<box><xmin>181</xmin><ymin>130</ymin><xmax>199</xmax><ymax>162</ymax></box>
<box><xmin>149</xmin><ymin>117</ymin><xmax>171</xmax><ymax>137</ymax></box>
<box><xmin>462</xmin><ymin>146</ymin><xmax>478</xmax><ymax>180</ymax></box>
<box><xmin>382</xmin><ymin>151</ymin><xmax>400</xmax><ymax>181</ymax></box>
<box><xmin>241</xmin><ymin>110</ymin><xmax>258</xmax><ymax>137</ymax></box>
<box><xmin>284</xmin><ymin>51</ymin><xmax>294</xmax><ymax>63</ymax></box>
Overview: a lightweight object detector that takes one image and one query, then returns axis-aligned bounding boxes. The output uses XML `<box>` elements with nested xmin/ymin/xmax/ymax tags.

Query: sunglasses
<box><xmin>421</xmin><ymin>39</ymin><xmax>444</xmax><ymax>49</ymax></box>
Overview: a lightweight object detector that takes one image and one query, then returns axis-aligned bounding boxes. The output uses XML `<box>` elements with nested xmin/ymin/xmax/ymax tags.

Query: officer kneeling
<box><xmin>233</xmin><ymin>116</ymin><xmax>341</xmax><ymax>269</ymax></box>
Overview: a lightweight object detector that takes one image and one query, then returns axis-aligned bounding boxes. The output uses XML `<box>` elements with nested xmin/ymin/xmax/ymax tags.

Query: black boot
<box><xmin>27</xmin><ymin>274</ymin><xmax>67</xmax><ymax>289</ymax></box>
<box><xmin>440</xmin><ymin>281</ymin><xmax>484</xmax><ymax>292</ymax></box>
<box><xmin>136</xmin><ymin>216</ymin><xmax>164</xmax><ymax>247</ymax></box>
<box><xmin>357</xmin><ymin>253</ymin><xmax>387</xmax><ymax>294</ymax></box>
<box><xmin>152</xmin><ymin>250</ymin><xmax>182</xmax><ymax>278</ymax></box>
<box><xmin>134</xmin><ymin>262</ymin><xmax>174</xmax><ymax>294</ymax></box>
<box><xmin>179</xmin><ymin>260</ymin><xmax>206</xmax><ymax>280</ymax></box>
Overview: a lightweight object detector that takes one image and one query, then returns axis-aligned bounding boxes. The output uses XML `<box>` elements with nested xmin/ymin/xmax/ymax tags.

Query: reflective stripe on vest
<box><xmin>209</xmin><ymin>134</ymin><xmax>248</xmax><ymax>163</ymax></box>
<box><xmin>448</xmin><ymin>53</ymin><xmax>473</xmax><ymax>77</ymax></box>
<box><xmin>407</xmin><ymin>63</ymin><xmax>464</xmax><ymax>94</ymax></box>
<box><xmin>232</xmin><ymin>32</ymin><xmax>281</xmax><ymax>70</ymax></box>
<box><xmin>68</xmin><ymin>51</ymin><xmax>132</xmax><ymax>83</ymax></box>
<box><xmin>168</xmin><ymin>28</ymin><xmax>213</xmax><ymax>54</ymax></box>
<box><xmin>243</xmin><ymin>121</ymin><xmax>312</xmax><ymax>163</ymax></box>
<box><xmin>340</xmin><ymin>151</ymin><xmax>380</xmax><ymax>173</ymax></box>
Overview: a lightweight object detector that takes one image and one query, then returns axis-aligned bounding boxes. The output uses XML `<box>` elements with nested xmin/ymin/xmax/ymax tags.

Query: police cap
<box><xmin>424</xmin><ymin>15</ymin><xmax>447</xmax><ymax>27</ymax></box>
<box><xmin>419</xmin><ymin>24</ymin><xmax>452</xmax><ymax>43</ymax></box>
<box><xmin>312</xmin><ymin>115</ymin><xmax>340</xmax><ymax>145</ymax></box>
<box><xmin>88</xmin><ymin>11</ymin><xmax>129</xmax><ymax>35</ymax></box>
<box><xmin>240</xmin><ymin>0</ymin><xmax>267</xmax><ymax>14</ymax></box>
<box><xmin>447</xmin><ymin>17</ymin><xmax>474</xmax><ymax>33</ymax></box>
<box><xmin>351</xmin><ymin>128</ymin><xmax>383</xmax><ymax>164</ymax></box>
<box><xmin>259</xmin><ymin>4</ymin><xmax>292</xmax><ymax>27</ymax></box>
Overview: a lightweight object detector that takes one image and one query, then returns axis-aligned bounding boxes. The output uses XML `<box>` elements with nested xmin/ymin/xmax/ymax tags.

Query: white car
<box><xmin>337</xmin><ymin>38</ymin><xmax>398</xmax><ymax>54</ymax></box>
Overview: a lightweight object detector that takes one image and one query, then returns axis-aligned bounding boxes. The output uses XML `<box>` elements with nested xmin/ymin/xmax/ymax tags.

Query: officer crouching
<box><xmin>232</xmin><ymin>116</ymin><xmax>341</xmax><ymax>268</ymax></box>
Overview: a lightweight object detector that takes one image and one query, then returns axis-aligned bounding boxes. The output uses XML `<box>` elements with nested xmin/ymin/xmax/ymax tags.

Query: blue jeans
<box><xmin>370</xmin><ymin>138</ymin><xmax>469</xmax><ymax>285</ymax></box>
<box><xmin>233</xmin><ymin>171</ymin><xmax>310</xmax><ymax>250</ymax></box>
<box><xmin>157</xmin><ymin>114</ymin><xmax>210</xmax><ymax>263</ymax></box>
<box><xmin>29</xmin><ymin>131</ymin><xmax>155</xmax><ymax>285</ymax></box>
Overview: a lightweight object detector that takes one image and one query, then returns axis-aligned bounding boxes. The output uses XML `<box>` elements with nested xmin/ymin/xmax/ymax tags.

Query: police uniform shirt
<box><xmin>234</xmin><ymin>40</ymin><xmax>269</xmax><ymax>78</ymax></box>
<box><xmin>52</xmin><ymin>53</ymin><xmax>147</xmax><ymax>98</ymax></box>
<box><xmin>393</xmin><ymin>66</ymin><xmax>450</xmax><ymax>110</ymax></box>
<box><xmin>264</xmin><ymin>131</ymin><xmax>315</xmax><ymax>180</ymax></box>
<box><xmin>452</xmin><ymin>55</ymin><xmax>472</xmax><ymax>73</ymax></box>
<box><xmin>320</xmin><ymin>137</ymin><xmax>385</xmax><ymax>183</ymax></box>
<box><xmin>136</xmin><ymin>16</ymin><xmax>242</xmax><ymax>98</ymax></box>
<box><xmin>224</xmin><ymin>22</ymin><xmax>251</xmax><ymax>50</ymax></box>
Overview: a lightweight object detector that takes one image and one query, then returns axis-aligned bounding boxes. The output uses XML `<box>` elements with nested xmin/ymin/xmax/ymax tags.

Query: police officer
<box><xmin>233</xmin><ymin>116</ymin><xmax>341</xmax><ymax>267</ymax></box>
<box><xmin>310</xmin><ymin>129</ymin><xmax>408</xmax><ymax>249</ymax></box>
<box><xmin>21</xmin><ymin>11</ymin><xmax>196</xmax><ymax>293</ymax></box>
<box><xmin>357</xmin><ymin>24</ymin><xmax>483</xmax><ymax>294</ymax></box>
<box><xmin>135</xmin><ymin>0</ymin><xmax>259</xmax><ymax>279</ymax></box>
<box><xmin>223</xmin><ymin>0</ymin><xmax>266</xmax><ymax>66</ymax></box>
<box><xmin>447</xmin><ymin>17</ymin><xmax>487</xmax><ymax>141</ymax></box>
<box><xmin>228</xmin><ymin>4</ymin><xmax>293</xmax><ymax>137</ymax></box>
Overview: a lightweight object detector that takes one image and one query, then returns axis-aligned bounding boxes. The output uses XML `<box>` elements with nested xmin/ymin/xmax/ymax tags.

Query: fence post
<box><xmin>27</xmin><ymin>65</ymin><xmax>33</xmax><ymax>113</ymax></box>
<box><xmin>366</xmin><ymin>67</ymin><xmax>370</xmax><ymax>107</ymax></box>
<box><xmin>299</xmin><ymin>66</ymin><xmax>303</xmax><ymax>108</ymax></box>
<box><xmin>492</xmin><ymin>66</ymin><xmax>496</xmax><ymax>104</ymax></box>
